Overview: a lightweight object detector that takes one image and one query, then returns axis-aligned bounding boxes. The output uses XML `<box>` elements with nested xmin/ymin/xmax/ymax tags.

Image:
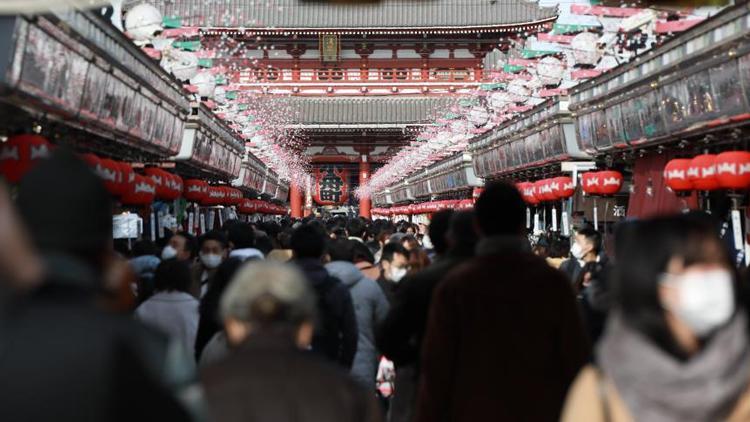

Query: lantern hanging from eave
<box><xmin>663</xmin><ymin>158</ymin><xmax>694</xmax><ymax>192</ymax></box>
<box><xmin>715</xmin><ymin>151</ymin><xmax>750</xmax><ymax>190</ymax></box>
<box><xmin>143</xmin><ymin>168</ymin><xmax>171</xmax><ymax>199</ymax></box>
<box><xmin>228</xmin><ymin>188</ymin><xmax>243</xmax><ymax>205</ymax></box>
<box><xmin>551</xmin><ymin>176</ymin><xmax>575</xmax><ymax>199</ymax></box>
<box><xmin>184</xmin><ymin>179</ymin><xmax>208</xmax><ymax>203</ymax></box>
<box><xmin>98</xmin><ymin>158</ymin><xmax>123</xmax><ymax>196</ymax></box>
<box><xmin>204</xmin><ymin>186</ymin><xmax>227</xmax><ymax>206</ymax></box>
<box><xmin>581</xmin><ymin>172</ymin><xmax>601</xmax><ymax>195</ymax></box>
<box><xmin>688</xmin><ymin>154</ymin><xmax>719</xmax><ymax>191</ymax></box>
<box><xmin>0</xmin><ymin>134</ymin><xmax>53</xmax><ymax>184</ymax></box>
<box><xmin>118</xmin><ymin>162</ymin><xmax>135</xmax><ymax>194</ymax></box>
<box><xmin>517</xmin><ymin>182</ymin><xmax>539</xmax><ymax>205</ymax></box>
<box><xmin>121</xmin><ymin>174</ymin><xmax>156</xmax><ymax>206</ymax></box>
<box><xmin>597</xmin><ymin>171</ymin><xmax>624</xmax><ymax>196</ymax></box>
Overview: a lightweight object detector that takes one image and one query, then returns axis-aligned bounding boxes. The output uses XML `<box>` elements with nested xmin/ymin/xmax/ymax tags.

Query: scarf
<box><xmin>598</xmin><ymin>311</ymin><xmax>750</xmax><ymax>422</ymax></box>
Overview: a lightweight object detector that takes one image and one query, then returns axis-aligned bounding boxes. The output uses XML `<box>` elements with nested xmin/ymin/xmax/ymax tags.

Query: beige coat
<box><xmin>562</xmin><ymin>365</ymin><xmax>750</xmax><ymax>422</ymax></box>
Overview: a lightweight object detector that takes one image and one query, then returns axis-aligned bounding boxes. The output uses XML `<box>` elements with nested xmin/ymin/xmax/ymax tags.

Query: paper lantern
<box><xmin>143</xmin><ymin>168</ymin><xmax>171</xmax><ymax>199</ymax></box>
<box><xmin>550</xmin><ymin>176</ymin><xmax>575</xmax><ymax>199</ymax></box>
<box><xmin>205</xmin><ymin>186</ymin><xmax>228</xmax><ymax>206</ymax></box>
<box><xmin>160</xmin><ymin>50</ymin><xmax>199</xmax><ymax>82</ymax></box>
<box><xmin>121</xmin><ymin>174</ymin><xmax>156</xmax><ymax>206</ymax></box>
<box><xmin>715</xmin><ymin>151</ymin><xmax>750</xmax><ymax>190</ymax></box>
<box><xmin>190</xmin><ymin>71</ymin><xmax>216</xmax><ymax>98</ymax></box>
<box><xmin>517</xmin><ymin>182</ymin><xmax>539</xmax><ymax>205</ymax></box>
<box><xmin>124</xmin><ymin>3</ymin><xmax>163</xmax><ymax>42</ymax></box>
<box><xmin>535</xmin><ymin>180</ymin><xmax>553</xmax><ymax>202</ymax></box>
<box><xmin>99</xmin><ymin>158</ymin><xmax>123</xmax><ymax>196</ymax></box>
<box><xmin>663</xmin><ymin>158</ymin><xmax>694</xmax><ymax>192</ymax></box>
<box><xmin>0</xmin><ymin>134</ymin><xmax>52</xmax><ymax>184</ymax></box>
<box><xmin>571</xmin><ymin>32</ymin><xmax>603</xmax><ymax>66</ymax></box>
<box><xmin>688</xmin><ymin>154</ymin><xmax>719</xmax><ymax>191</ymax></box>
<box><xmin>581</xmin><ymin>172</ymin><xmax>601</xmax><ymax>195</ymax></box>
<box><xmin>118</xmin><ymin>162</ymin><xmax>135</xmax><ymax>195</ymax></box>
<box><xmin>536</xmin><ymin>56</ymin><xmax>565</xmax><ymax>86</ymax></box>
<box><xmin>597</xmin><ymin>171</ymin><xmax>624</xmax><ymax>196</ymax></box>
<box><xmin>468</xmin><ymin>106</ymin><xmax>490</xmax><ymax>127</ymax></box>
<box><xmin>184</xmin><ymin>179</ymin><xmax>208</xmax><ymax>203</ymax></box>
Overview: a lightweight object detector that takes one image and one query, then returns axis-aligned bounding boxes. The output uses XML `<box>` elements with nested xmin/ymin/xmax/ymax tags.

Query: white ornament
<box><xmin>571</xmin><ymin>32</ymin><xmax>603</xmax><ymax>66</ymax></box>
<box><xmin>536</xmin><ymin>56</ymin><xmax>565</xmax><ymax>86</ymax></box>
<box><xmin>190</xmin><ymin>71</ymin><xmax>216</xmax><ymax>98</ymax></box>
<box><xmin>468</xmin><ymin>106</ymin><xmax>490</xmax><ymax>127</ymax></box>
<box><xmin>160</xmin><ymin>50</ymin><xmax>199</xmax><ymax>81</ymax></box>
<box><xmin>124</xmin><ymin>3</ymin><xmax>163</xmax><ymax>42</ymax></box>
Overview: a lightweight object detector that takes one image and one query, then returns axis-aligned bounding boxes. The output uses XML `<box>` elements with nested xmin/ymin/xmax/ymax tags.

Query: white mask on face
<box><xmin>570</xmin><ymin>242</ymin><xmax>585</xmax><ymax>260</ymax></box>
<box><xmin>161</xmin><ymin>245</ymin><xmax>178</xmax><ymax>260</ymax></box>
<box><xmin>390</xmin><ymin>267</ymin><xmax>408</xmax><ymax>283</ymax></box>
<box><xmin>200</xmin><ymin>253</ymin><xmax>223</xmax><ymax>269</ymax></box>
<box><xmin>662</xmin><ymin>269</ymin><xmax>735</xmax><ymax>337</ymax></box>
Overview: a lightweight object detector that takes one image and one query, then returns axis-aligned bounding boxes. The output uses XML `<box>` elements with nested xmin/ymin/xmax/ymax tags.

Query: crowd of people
<box><xmin>2</xmin><ymin>150</ymin><xmax>750</xmax><ymax>421</ymax></box>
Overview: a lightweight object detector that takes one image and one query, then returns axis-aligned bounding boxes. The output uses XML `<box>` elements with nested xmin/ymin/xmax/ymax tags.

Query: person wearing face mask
<box><xmin>162</xmin><ymin>232</ymin><xmax>197</xmax><ymax>263</ymax></box>
<box><xmin>560</xmin><ymin>226</ymin><xmax>607</xmax><ymax>285</ymax></box>
<box><xmin>376</xmin><ymin>242</ymin><xmax>410</xmax><ymax>304</ymax></box>
<box><xmin>190</xmin><ymin>230</ymin><xmax>229</xmax><ymax>299</ymax></box>
<box><xmin>562</xmin><ymin>212</ymin><xmax>750</xmax><ymax>422</ymax></box>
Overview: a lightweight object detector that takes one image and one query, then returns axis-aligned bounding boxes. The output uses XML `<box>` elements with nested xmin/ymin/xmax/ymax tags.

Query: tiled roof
<box><xmin>135</xmin><ymin>0</ymin><xmax>556</xmax><ymax>30</ymax></box>
<box><xmin>288</xmin><ymin>96</ymin><xmax>456</xmax><ymax>125</ymax></box>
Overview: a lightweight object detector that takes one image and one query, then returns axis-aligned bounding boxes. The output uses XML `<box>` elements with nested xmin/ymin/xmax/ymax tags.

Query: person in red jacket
<box><xmin>415</xmin><ymin>181</ymin><xmax>590</xmax><ymax>422</ymax></box>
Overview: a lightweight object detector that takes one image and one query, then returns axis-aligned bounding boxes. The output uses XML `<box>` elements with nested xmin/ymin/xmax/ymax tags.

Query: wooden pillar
<box><xmin>290</xmin><ymin>181</ymin><xmax>303</xmax><ymax>219</ymax></box>
<box><xmin>359</xmin><ymin>155</ymin><xmax>372</xmax><ymax>219</ymax></box>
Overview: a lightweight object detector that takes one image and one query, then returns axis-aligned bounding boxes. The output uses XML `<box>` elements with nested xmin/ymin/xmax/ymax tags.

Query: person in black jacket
<box><xmin>201</xmin><ymin>261</ymin><xmax>382</xmax><ymax>422</ymax></box>
<box><xmin>0</xmin><ymin>150</ymin><xmax>195</xmax><ymax>422</ymax></box>
<box><xmin>291</xmin><ymin>224</ymin><xmax>358</xmax><ymax>368</ymax></box>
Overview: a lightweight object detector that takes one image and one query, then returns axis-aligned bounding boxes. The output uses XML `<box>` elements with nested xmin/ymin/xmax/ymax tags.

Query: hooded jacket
<box><xmin>326</xmin><ymin>261</ymin><xmax>390</xmax><ymax>387</ymax></box>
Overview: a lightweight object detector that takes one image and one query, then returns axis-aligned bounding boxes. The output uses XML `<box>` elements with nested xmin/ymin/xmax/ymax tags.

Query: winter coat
<box><xmin>415</xmin><ymin>236</ymin><xmax>590</xmax><ymax>422</ymax></box>
<box><xmin>201</xmin><ymin>333</ymin><xmax>383</xmax><ymax>422</ymax></box>
<box><xmin>135</xmin><ymin>291</ymin><xmax>200</xmax><ymax>356</ymax></box>
<box><xmin>294</xmin><ymin>258</ymin><xmax>358</xmax><ymax>369</ymax></box>
<box><xmin>326</xmin><ymin>261</ymin><xmax>390</xmax><ymax>388</ymax></box>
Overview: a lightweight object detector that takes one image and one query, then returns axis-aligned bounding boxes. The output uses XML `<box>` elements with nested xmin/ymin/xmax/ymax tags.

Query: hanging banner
<box><xmin>313</xmin><ymin>165</ymin><xmax>350</xmax><ymax>205</ymax></box>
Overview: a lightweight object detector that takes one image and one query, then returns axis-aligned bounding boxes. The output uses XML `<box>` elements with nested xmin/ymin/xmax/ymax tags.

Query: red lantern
<box><xmin>228</xmin><ymin>188</ymin><xmax>243</xmax><ymax>205</ymax></box>
<box><xmin>715</xmin><ymin>151</ymin><xmax>750</xmax><ymax>190</ymax></box>
<box><xmin>598</xmin><ymin>171</ymin><xmax>624</xmax><ymax>196</ymax></box>
<box><xmin>98</xmin><ymin>158</ymin><xmax>122</xmax><ymax>196</ymax></box>
<box><xmin>184</xmin><ymin>179</ymin><xmax>208</xmax><ymax>203</ymax></box>
<box><xmin>205</xmin><ymin>186</ymin><xmax>227</xmax><ymax>206</ymax></box>
<box><xmin>144</xmin><ymin>168</ymin><xmax>171</xmax><ymax>200</ymax></box>
<box><xmin>518</xmin><ymin>182</ymin><xmax>539</xmax><ymax>205</ymax></box>
<box><xmin>550</xmin><ymin>176</ymin><xmax>575</xmax><ymax>199</ymax></box>
<box><xmin>688</xmin><ymin>154</ymin><xmax>719</xmax><ymax>191</ymax></box>
<box><xmin>121</xmin><ymin>174</ymin><xmax>156</xmax><ymax>206</ymax></box>
<box><xmin>118</xmin><ymin>162</ymin><xmax>135</xmax><ymax>195</ymax></box>
<box><xmin>581</xmin><ymin>172</ymin><xmax>601</xmax><ymax>195</ymax></box>
<box><xmin>664</xmin><ymin>159</ymin><xmax>694</xmax><ymax>192</ymax></box>
<box><xmin>0</xmin><ymin>134</ymin><xmax>53</xmax><ymax>184</ymax></box>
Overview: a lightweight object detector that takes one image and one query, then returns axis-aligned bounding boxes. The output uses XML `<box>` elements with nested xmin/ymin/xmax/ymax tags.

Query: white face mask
<box><xmin>161</xmin><ymin>245</ymin><xmax>178</xmax><ymax>260</ymax></box>
<box><xmin>200</xmin><ymin>253</ymin><xmax>223</xmax><ymax>269</ymax></box>
<box><xmin>662</xmin><ymin>269</ymin><xmax>735</xmax><ymax>337</ymax></box>
<box><xmin>389</xmin><ymin>267</ymin><xmax>408</xmax><ymax>283</ymax></box>
<box><xmin>570</xmin><ymin>242</ymin><xmax>585</xmax><ymax>260</ymax></box>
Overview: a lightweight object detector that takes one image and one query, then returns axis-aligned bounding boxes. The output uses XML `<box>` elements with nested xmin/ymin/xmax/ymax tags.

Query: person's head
<box><xmin>401</xmin><ymin>234</ymin><xmax>420</xmax><ymax>252</ymax></box>
<box><xmin>613</xmin><ymin>212</ymin><xmax>736</xmax><ymax>358</ymax></box>
<box><xmin>290</xmin><ymin>224</ymin><xmax>327</xmax><ymax>260</ymax></box>
<box><xmin>380</xmin><ymin>242</ymin><xmax>410</xmax><ymax>283</ymax></box>
<box><xmin>199</xmin><ymin>230</ymin><xmax>229</xmax><ymax>270</ymax></box>
<box><xmin>153</xmin><ymin>259</ymin><xmax>192</xmax><ymax>293</ymax></box>
<box><xmin>377</xmin><ymin>228</ymin><xmax>393</xmax><ymax>247</ymax></box>
<box><xmin>474</xmin><ymin>181</ymin><xmax>525</xmax><ymax>237</ymax></box>
<box><xmin>571</xmin><ymin>226</ymin><xmax>602</xmax><ymax>262</ymax></box>
<box><xmin>352</xmin><ymin>241</ymin><xmax>375</xmax><ymax>265</ymax></box>
<box><xmin>254</xmin><ymin>235</ymin><xmax>274</xmax><ymax>256</ymax></box>
<box><xmin>227</xmin><ymin>222</ymin><xmax>256</xmax><ymax>250</ymax></box>
<box><xmin>347</xmin><ymin>218</ymin><xmax>365</xmax><ymax>239</ymax></box>
<box><xmin>428</xmin><ymin>210</ymin><xmax>454</xmax><ymax>256</ymax></box>
<box><xmin>405</xmin><ymin>224</ymin><xmax>416</xmax><ymax>235</ymax></box>
<box><xmin>17</xmin><ymin>149</ymin><xmax>113</xmax><ymax>279</ymax></box>
<box><xmin>162</xmin><ymin>232</ymin><xmax>197</xmax><ymax>261</ymax></box>
<box><xmin>327</xmin><ymin>239</ymin><xmax>355</xmax><ymax>262</ymax></box>
<box><xmin>533</xmin><ymin>236</ymin><xmax>550</xmax><ymax>258</ymax></box>
<box><xmin>447</xmin><ymin>211</ymin><xmax>480</xmax><ymax>257</ymax></box>
<box><xmin>220</xmin><ymin>261</ymin><xmax>316</xmax><ymax>348</ymax></box>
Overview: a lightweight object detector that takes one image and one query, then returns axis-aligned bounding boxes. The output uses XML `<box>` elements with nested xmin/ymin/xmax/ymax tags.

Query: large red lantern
<box><xmin>0</xmin><ymin>134</ymin><xmax>53</xmax><ymax>184</ymax></box>
<box><xmin>144</xmin><ymin>168</ymin><xmax>172</xmax><ymax>199</ymax></box>
<box><xmin>227</xmin><ymin>188</ymin><xmax>243</xmax><ymax>205</ymax></box>
<box><xmin>688</xmin><ymin>154</ymin><xmax>719</xmax><ymax>191</ymax></box>
<box><xmin>581</xmin><ymin>172</ymin><xmax>601</xmax><ymax>195</ymax></box>
<box><xmin>121</xmin><ymin>174</ymin><xmax>156</xmax><ymax>206</ymax></box>
<box><xmin>98</xmin><ymin>158</ymin><xmax>123</xmax><ymax>196</ymax></box>
<box><xmin>598</xmin><ymin>171</ymin><xmax>624</xmax><ymax>196</ymax></box>
<box><xmin>184</xmin><ymin>179</ymin><xmax>208</xmax><ymax>203</ymax></box>
<box><xmin>550</xmin><ymin>176</ymin><xmax>575</xmax><ymax>199</ymax></box>
<box><xmin>715</xmin><ymin>151</ymin><xmax>750</xmax><ymax>190</ymax></box>
<box><xmin>118</xmin><ymin>162</ymin><xmax>135</xmax><ymax>195</ymax></box>
<box><xmin>664</xmin><ymin>158</ymin><xmax>694</xmax><ymax>192</ymax></box>
<box><xmin>517</xmin><ymin>182</ymin><xmax>539</xmax><ymax>205</ymax></box>
<box><xmin>205</xmin><ymin>186</ymin><xmax>227</xmax><ymax>206</ymax></box>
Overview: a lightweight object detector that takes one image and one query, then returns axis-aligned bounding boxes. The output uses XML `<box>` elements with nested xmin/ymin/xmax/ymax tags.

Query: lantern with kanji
<box><xmin>550</xmin><ymin>176</ymin><xmax>575</xmax><ymax>199</ymax></box>
<box><xmin>664</xmin><ymin>158</ymin><xmax>694</xmax><ymax>192</ymax></box>
<box><xmin>715</xmin><ymin>151</ymin><xmax>750</xmax><ymax>190</ymax></box>
<box><xmin>313</xmin><ymin>165</ymin><xmax>350</xmax><ymax>205</ymax></box>
<box><xmin>688</xmin><ymin>154</ymin><xmax>719</xmax><ymax>191</ymax></box>
<box><xmin>184</xmin><ymin>179</ymin><xmax>208</xmax><ymax>203</ymax></box>
<box><xmin>0</xmin><ymin>134</ymin><xmax>53</xmax><ymax>184</ymax></box>
<box><xmin>98</xmin><ymin>158</ymin><xmax>123</xmax><ymax>196</ymax></box>
<box><xmin>581</xmin><ymin>172</ymin><xmax>601</xmax><ymax>195</ymax></box>
<box><xmin>144</xmin><ymin>168</ymin><xmax>172</xmax><ymax>199</ymax></box>
<box><xmin>121</xmin><ymin>174</ymin><xmax>156</xmax><ymax>206</ymax></box>
<box><xmin>598</xmin><ymin>171</ymin><xmax>624</xmax><ymax>196</ymax></box>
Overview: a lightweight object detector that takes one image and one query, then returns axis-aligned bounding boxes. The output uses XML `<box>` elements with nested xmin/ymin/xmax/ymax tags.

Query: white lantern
<box><xmin>489</xmin><ymin>91</ymin><xmax>512</xmax><ymax>110</ymax></box>
<box><xmin>450</xmin><ymin>119</ymin><xmax>470</xmax><ymax>135</ymax></box>
<box><xmin>124</xmin><ymin>3</ymin><xmax>163</xmax><ymax>42</ymax></box>
<box><xmin>161</xmin><ymin>50</ymin><xmax>199</xmax><ymax>81</ymax></box>
<box><xmin>536</xmin><ymin>56</ymin><xmax>565</xmax><ymax>86</ymax></box>
<box><xmin>571</xmin><ymin>32</ymin><xmax>603</xmax><ymax>66</ymax></box>
<box><xmin>214</xmin><ymin>86</ymin><xmax>227</xmax><ymax>104</ymax></box>
<box><xmin>507</xmin><ymin>79</ymin><xmax>530</xmax><ymax>101</ymax></box>
<box><xmin>190</xmin><ymin>72</ymin><xmax>216</xmax><ymax>98</ymax></box>
<box><xmin>468</xmin><ymin>105</ymin><xmax>490</xmax><ymax>127</ymax></box>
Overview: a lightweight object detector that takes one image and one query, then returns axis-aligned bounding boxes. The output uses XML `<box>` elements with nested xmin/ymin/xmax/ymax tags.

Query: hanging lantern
<box><xmin>190</xmin><ymin>71</ymin><xmax>216</xmax><ymax>98</ymax></box>
<box><xmin>143</xmin><ymin>167</ymin><xmax>171</xmax><ymax>199</ymax></box>
<box><xmin>99</xmin><ymin>158</ymin><xmax>123</xmax><ymax>196</ymax></box>
<box><xmin>536</xmin><ymin>56</ymin><xmax>565</xmax><ymax>86</ymax></box>
<box><xmin>160</xmin><ymin>50</ymin><xmax>199</xmax><ymax>82</ymax></box>
<box><xmin>0</xmin><ymin>134</ymin><xmax>53</xmax><ymax>184</ymax></box>
<box><xmin>581</xmin><ymin>172</ymin><xmax>601</xmax><ymax>195</ymax></box>
<box><xmin>535</xmin><ymin>180</ymin><xmax>551</xmax><ymax>202</ymax></box>
<box><xmin>598</xmin><ymin>171</ymin><xmax>624</xmax><ymax>196</ymax></box>
<box><xmin>121</xmin><ymin>174</ymin><xmax>156</xmax><ymax>206</ymax></box>
<box><xmin>715</xmin><ymin>151</ymin><xmax>750</xmax><ymax>190</ymax></box>
<box><xmin>184</xmin><ymin>179</ymin><xmax>208</xmax><ymax>203</ymax></box>
<box><xmin>663</xmin><ymin>158</ymin><xmax>694</xmax><ymax>192</ymax></box>
<box><xmin>550</xmin><ymin>176</ymin><xmax>575</xmax><ymax>199</ymax></box>
<box><xmin>688</xmin><ymin>154</ymin><xmax>719</xmax><ymax>191</ymax></box>
<box><xmin>205</xmin><ymin>186</ymin><xmax>228</xmax><ymax>206</ymax></box>
<box><xmin>517</xmin><ymin>182</ymin><xmax>539</xmax><ymax>205</ymax></box>
<box><xmin>571</xmin><ymin>32</ymin><xmax>603</xmax><ymax>66</ymax></box>
<box><xmin>124</xmin><ymin>3</ymin><xmax>163</xmax><ymax>42</ymax></box>
<box><xmin>118</xmin><ymin>162</ymin><xmax>135</xmax><ymax>195</ymax></box>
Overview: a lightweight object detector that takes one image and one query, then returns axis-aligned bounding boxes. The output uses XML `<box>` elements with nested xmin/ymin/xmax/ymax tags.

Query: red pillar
<box><xmin>290</xmin><ymin>182</ymin><xmax>303</xmax><ymax>219</ymax></box>
<box><xmin>359</xmin><ymin>156</ymin><xmax>372</xmax><ymax>219</ymax></box>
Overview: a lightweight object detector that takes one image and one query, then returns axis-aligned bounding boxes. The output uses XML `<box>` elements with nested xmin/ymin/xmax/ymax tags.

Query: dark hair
<box><xmin>613</xmin><ymin>212</ymin><xmax>734</xmax><ymax>359</ymax></box>
<box><xmin>153</xmin><ymin>259</ymin><xmax>192</xmax><ymax>292</ymax></box>
<box><xmin>195</xmin><ymin>257</ymin><xmax>245</xmax><ymax>359</ymax></box>
<box><xmin>428</xmin><ymin>210</ymin><xmax>454</xmax><ymax>255</ymax></box>
<box><xmin>347</xmin><ymin>218</ymin><xmax>366</xmax><ymax>239</ymax></box>
<box><xmin>227</xmin><ymin>222</ymin><xmax>256</xmax><ymax>249</ymax></box>
<box><xmin>132</xmin><ymin>239</ymin><xmax>158</xmax><ymax>257</ymax></box>
<box><xmin>332</xmin><ymin>227</ymin><xmax>348</xmax><ymax>240</ymax></box>
<box><xmin>278</xmin><ymin>228</ymin><xmax>294</xmax><ymax>249</ymax></box>
<box><xmin>448</xmin><ymin>211</ymin><xmax>480</xmax><ymax>258</ymax></box>
<box><xmin>200</xmin><ymin>230</ymin><xmax>228</xmax><ymax>249</ymax></box>
<box><xmin>475</xmin><ymin>181</ymin><xmax>526</xmax><ymax>236</ymax></box>
<box><xmin>174</xmin><ymin>232</ymin><xmax>198</xmax><ymax>259</ymax></box>
<box><xmin>255</xmin><ymin>235</ymin><xmax>274</xmax><ymax>256</ymax></box>
<box><xmin>381</xmin><ymin>242</ymin><xmax>409</xmax><ymax>264</ymax></box>
<box><xmin>353</xmin><ymin>241</ymin><xmax>376</xmax><ymax>264</ymax></box>
<box><xmin>328</xmin><ymin>239</ymin><xmax>355</xmax><ymax>262</ymax></box>
<box><xmin>401</xmin><ymin>235</ymin><xmax>420</xmax><ymax>251</ymax></box>
<box><xmin>577</xmin><ymin>226</ymin><xmax>602</xmax><ymax>255</ymax></box>
<box><xmin>291</xmin><ymin>224</ymin><xmax>327</xmax><ymax>259</ymax></box>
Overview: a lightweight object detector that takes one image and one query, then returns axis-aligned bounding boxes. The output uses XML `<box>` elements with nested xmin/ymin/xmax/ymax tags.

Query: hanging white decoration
<box><xmin>571</xmin><ymin>32</ymin><xmax>603</xmax><ymax>66</ymax></box>
<box><xmin>190</xmin><ymin>71</ymin><xmax>216</xmax><ymax>98</ymax></box>
<box><xmin>160</xmin><ymin>50</ymin><xmax>199</xmax><ymax>81</ymax></box>
<box><xmin>124</xmin><ymin>3</ymin><xmax>163</xmax><ymax>42</ymax></box>
<box><xmin>536</xmin><ymin>56</ymin><xmax>565</xmax><ymax>86</ymax></box>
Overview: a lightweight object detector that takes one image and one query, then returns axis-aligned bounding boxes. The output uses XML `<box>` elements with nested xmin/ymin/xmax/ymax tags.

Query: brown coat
<box><xmin>562</xmin><ymin>365</ymin><xmax>750</xmax><ymax>422</ymax></box>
